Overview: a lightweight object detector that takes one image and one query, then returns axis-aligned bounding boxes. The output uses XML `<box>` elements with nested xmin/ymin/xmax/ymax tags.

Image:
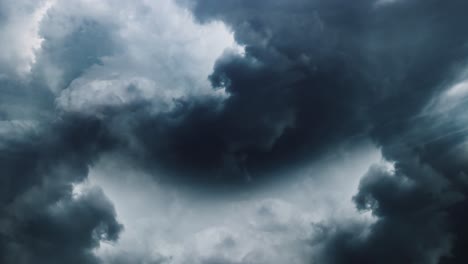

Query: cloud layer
<box><xmin>1</xmin><ymin>0</ymin><xmax>468</xmax><ymax>263</ymax></box>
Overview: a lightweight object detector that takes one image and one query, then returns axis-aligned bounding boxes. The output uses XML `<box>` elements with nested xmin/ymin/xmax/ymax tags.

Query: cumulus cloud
<box><xmin>0</xmin><ymin>116</ymin><xmax>122</xmax><ymax>263</ymax></box>
<box><xmin>88</xmin><ymin>144</ymin><xmax>378</xmax><ymax>264</ymax></box>
<box><xmin>2</xmin><ymin>0</ymin><xmax>468</xmax><ymax>263</ymax></box>
<box><xmin>0</xmin><ymin>0</ymin><xmax>53</xmax><ymax>76</ymax></box>
<box><xmin>1</xmin><ymin>0</ymin><xmax>242</xmax><ymax>262</ymax></box>
<box><xmin>181</xmin><ymin>0</ymin><xmax>468</xmax><ymax>263</ymax></box>
<box><xmin>37</xmin><ymin>0</ymin><xmax>240</xmax><ymax>109</ymax></box>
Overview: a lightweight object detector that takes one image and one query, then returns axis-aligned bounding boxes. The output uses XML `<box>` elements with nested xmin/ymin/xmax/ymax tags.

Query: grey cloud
<box><xmin>180</xmin><ymin>0</ymin><xmax>468</xmax><ymax>263</ymax></box>
<box><xmin>1</xmin><ymin>186</ymin><xmax>122</xmax><ymax>264</ymax></box>
<box><xmin>90</xmin><ymin>147</ymin><xmax>377</xmax><ymax>264</ymax></box>
<box><xmin>2</xmin><ymin>0</ymin><xmax>468</xmax><ymax>263</ymax></box>
<box><xmin>1</xmin><ymin>1</ymin><xmax>235</xmax><ymax>263</ymax></box>
<box><xmin>0</xmin><ymin>116</ymin><xmax>122</xmax><ymax>263</ymax></box>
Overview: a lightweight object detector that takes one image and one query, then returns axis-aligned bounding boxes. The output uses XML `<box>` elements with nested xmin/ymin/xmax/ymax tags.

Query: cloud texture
<box><xmin>1</xmin><ymin>0</ymin><xmax>468</xmax><ymax>263</ymax></box>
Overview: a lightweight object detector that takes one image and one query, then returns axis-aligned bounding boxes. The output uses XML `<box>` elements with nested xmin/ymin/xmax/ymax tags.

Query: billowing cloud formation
<box><xmin>89</xmin><ymin>145</ymin><xmax>378</xmax><ymax>264</ymax></box>
<box><xmin>179</xmin><ymin>0</ymin><xmax>468</xmax><ymax>262</ymax></box>
<box><xmin>0</xmin><ymin>0</ymin><xmax>52</xmax><ymax>76</ymax></box>
<box><xmin>1</xmin><ymin>0</ymin><xmax>238</xmax><ymax>262</ymax></box>
<box><xmin>0</xmin><ymin>116</ymin><xmax>122</xmax><ymax>263</ymax></box>
<box><xmin>2</xmin><ymin>0</ymin><xmax>468</xmax><ymax>263</ymax></box>
<box><xmin>44</xmin><ymin>0</ymin><xmax>238</xmax><ymax>108</ymax></box>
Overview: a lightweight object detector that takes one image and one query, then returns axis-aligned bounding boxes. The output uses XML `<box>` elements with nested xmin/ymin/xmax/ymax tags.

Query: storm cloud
<box><xmin>0</xmin><ymin>116</ymin><xmax>122</xmax><ymax>263</ymax></box>
<box><xmin>1</xmin><ymin>0</ymin><xmax>468</xmax><ymax>263</ymax></box>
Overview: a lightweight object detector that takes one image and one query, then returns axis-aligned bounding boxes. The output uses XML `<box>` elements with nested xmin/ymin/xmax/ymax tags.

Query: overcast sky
<box><xmin>1</xmin><ymin>0</ymin><xmax>468</xmax><ymax>263</ymax></box>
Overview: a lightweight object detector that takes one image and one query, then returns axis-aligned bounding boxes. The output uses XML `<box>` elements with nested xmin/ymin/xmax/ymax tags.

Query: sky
<box><xmin>1</xmin><ymin>0</ymin><xmax>468</xmax><ymax>263</ymax></box>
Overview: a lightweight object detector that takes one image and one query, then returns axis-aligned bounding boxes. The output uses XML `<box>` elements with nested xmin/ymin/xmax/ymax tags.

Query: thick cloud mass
<box><xmin>177</xmin><ymin>0</ymin><xmax>468</xmax><ymax>262</ymax></box>
<box><xmin>173</xmin><ymin>0</ymin><xmax>468</xmax><ymax>262</ymax></box>
<box><xmin>2</xmin><ymin>0</ymin><xmax>468</xmax><ymax>263</ymax></box>
<box><xmin>0</xmin><ymin>116</ymin><xmax>122</xmax><ymax>263</ymax></box>
<box><xmin>113</xmin><ymin>0</ymin><xmax>468</xmax><ymax>186</ymax></box>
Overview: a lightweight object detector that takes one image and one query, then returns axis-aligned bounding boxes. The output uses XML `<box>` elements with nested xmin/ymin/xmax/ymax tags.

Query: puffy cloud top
<box><xmin>2</xmin><ymin>0</ymin><xmax>468</xmax><ymax>263</ymax></box>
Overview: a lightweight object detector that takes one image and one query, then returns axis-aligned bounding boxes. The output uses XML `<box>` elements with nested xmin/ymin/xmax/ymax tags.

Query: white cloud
<box><xmin>0</xmin><ymin>0</ymin><xmax>54</xmax><ymax>77</ymax></box>
<box><xmin>0</xmin><ymin>0</ymin><xmax>241</xmax><ymax>114</ymax></box>
<box><xmin>89</xmin><ymin>143</ymin><xmax>380</xmax><ymax>264</ymax></box>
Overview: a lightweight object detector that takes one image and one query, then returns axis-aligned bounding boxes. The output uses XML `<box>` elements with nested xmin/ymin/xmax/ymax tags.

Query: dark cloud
<box><xmin>0</xmin><ymin>116</ymin><xmax>122</xmax><ymax>263</ymax></box>
<box><xmin>176</xmin><ymin>0</ymin><xmax>468</xmax><ymax>263</ymax></box>
<box><xmin>0</xmin><ymin>9</ymin><xmax>122</xmax><ymax>262</ymax></box>
<box><xmin>1</xmin><ymin>186</ymin><xmax>122</xmax><ymax>264</ymax></box>
<box><xmin>314</xmin><ymin>111</ymin><xmax>468</xmax><ymax>263</ymax></box>
<box><xmin>109</xmin><ymin>1</ymin><xmax>374</xmax><ymax>185</ymax></box>
<box><xmin>2</xmin><ymin>0</ymin><xmax>468</xmax><ymax>263</ymax></box>
<box><xmin>114</xmin><ymin>0</ymin><xmax>468</xmax><ymax>187</ymax></box>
